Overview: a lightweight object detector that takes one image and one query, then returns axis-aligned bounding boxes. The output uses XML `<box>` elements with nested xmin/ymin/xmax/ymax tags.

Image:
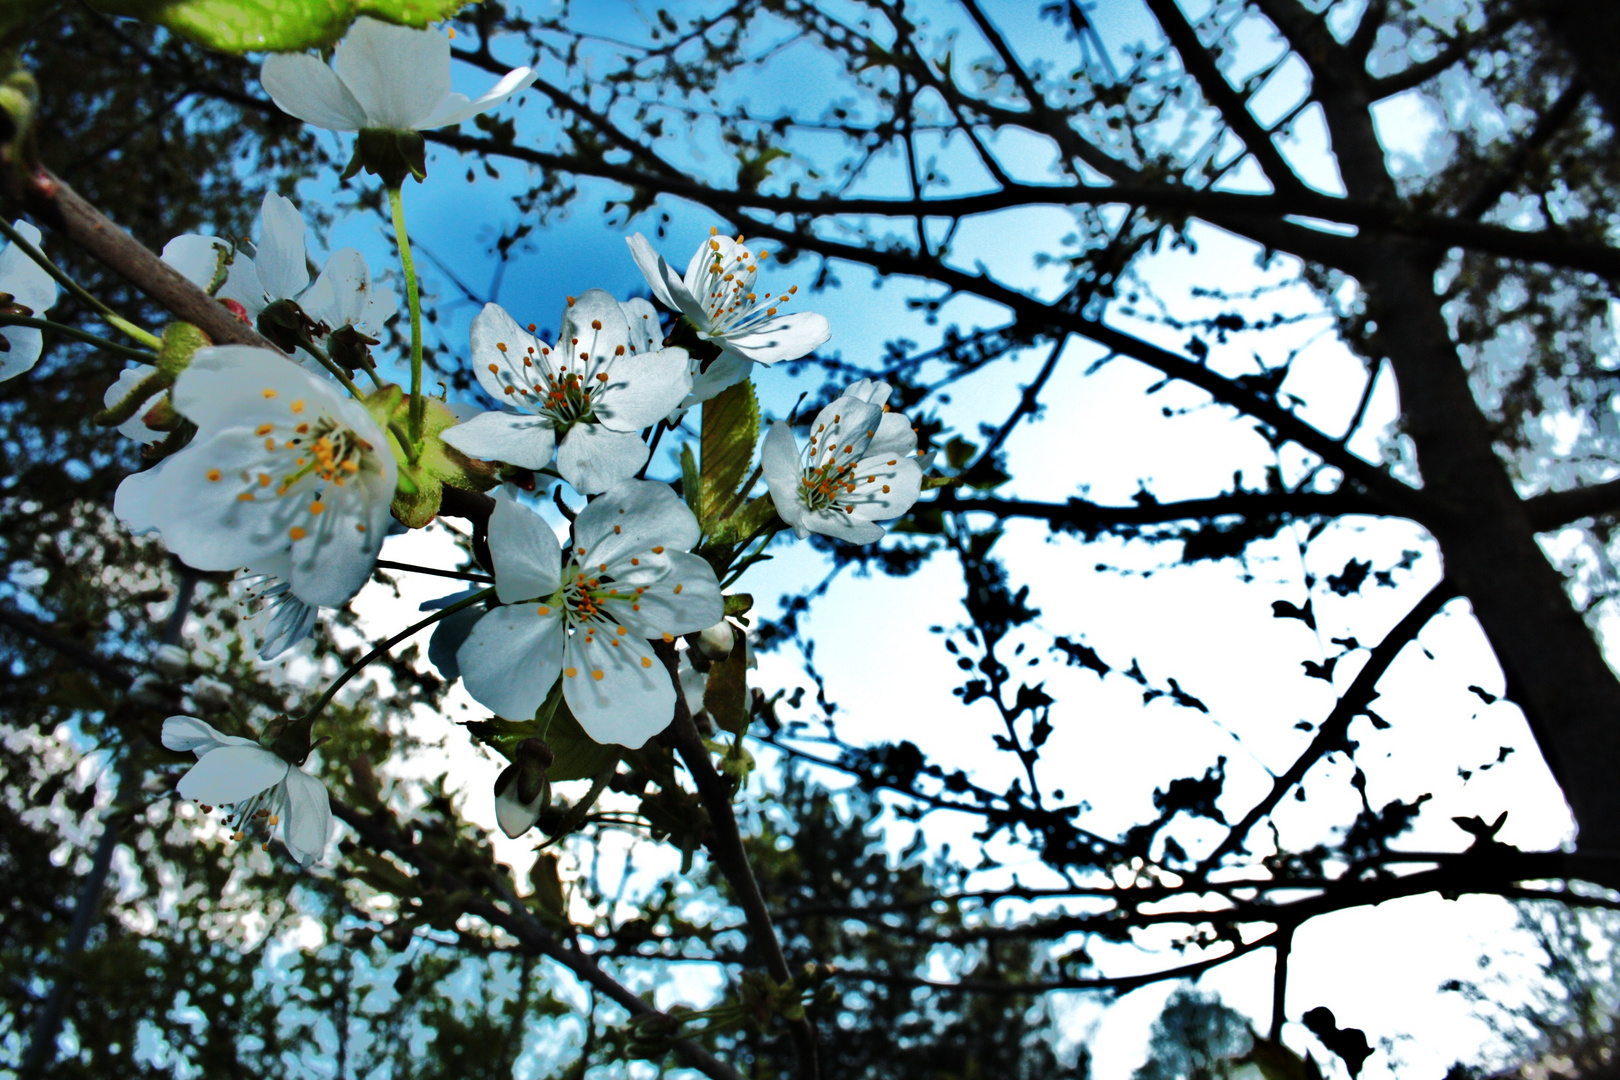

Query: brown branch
<box><xmin>1144</xmin><ymin>0</ymin><xmax>1309</xmax><ymax>196</ymax></box>
<box><xmin>1196</xmin><ymin>579</ymin><xmax>1458</xmax><ymax>873</ymax></box>
<box><xmin>10</xmin><ymin>168</ymin><xmax>276</xmax><ymax>350</ymax></box>
<box><xmin>330</xmin><ymin>799</ymin><xmax>741</xmax><ymax>1080</ymax></box>
<box><xmin>933</xmin><ymin>489</ymin><xmax>1388</xmax><ymax>531</ymax></box>
<box><xmin>1526</xmin><ymin>477</ymin><xmax>1620</xmax><ymax>530</ymax></box>
<box><xmin>654</xmin><ymin>640</ymin><xmax>819</xmax><ymax>1079</ymax></box>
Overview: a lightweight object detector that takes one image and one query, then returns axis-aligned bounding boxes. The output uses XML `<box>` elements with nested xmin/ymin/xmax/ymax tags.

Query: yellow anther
<box><xmin>262</xmin><ymin>388</ymin><xmax>277</xmax><ymax>399</ymax></box>
<box><xmin>206</xmin><ymin>469</ymin><xmax>222</xmax><ymax>482</ymax></box>
<box><xmin>641</xmin><ymin>656</ymin><xmax>653</xmax><ymax>668</ymax></box>
<box><xmin>592</xmin><ymin>669</ymin><xmax>605</xmax><ymax>680</ymax></box>
<box><xmin>256</xmin><ymin>423</ymin><xmax>274</xmax><ymax>436</ymax></box>
<box><xmin>238</xmin><ymin>492</ymin><xmax>256</xmax><ymax>502</ymax></box>
<box><xmin>291</xmin><ymin>400</ymin><xmax>305</xmax><ymax>414</ymax></box>
<box><xmin>538</xmin><ymin>605</ymin><xmax>551</xmax><ymax>615</ymax></box>
<box><xmin>289</xmin><ymin>526</ymin><xmax>307</xmax><ymax>540</ymax></box>
<box><xmin>309</xmin><ymin>501</ymin><xmax>326</xmax><ymax>515</ymax></box>
<box><xmin>565</xmin><ymin>666</ymin><xmax>578</xmax><ymax>677</ymax></box>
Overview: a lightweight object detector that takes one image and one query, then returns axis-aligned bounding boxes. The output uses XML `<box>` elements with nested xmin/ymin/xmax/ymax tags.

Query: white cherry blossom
<box><xmin>441</xmin><ymin>291</ymin><xmax>691</xmax><ymax>494</ymax></box>
<box><xmin>114</xmin><ymin>346</ymin><xmax>396</xmax><ymax>608</ymax></box>
<box><xmin>0</xmin><ymin>219</ymin><xmax>58</xmax><ymax>383</ymax></box>
<box><xmin>627</xmin><ymin>229</ymin><xmax>830</xmax><ymax>403</ymax></box>
<box><xmin>164</xmin><ymin>194</ymin><xmax>395</xmax><ymax>347</ymax></box>
<box><xmin>762</xmin><ymin>378</ymin><xmax>932</xmax><ymax>544</ymax></box>
<box><xmin>456</xmin><ymin>482</ymin><xmax>723</xmax><ymax>748</ymax></box>
<box><xmin>261</xmin><ymin>17</ymin><xmax>535</xmax><ymax>134</ymax></box>
<box><xmin>162</xmin><ymin>715</ymin><xmax>332</xmax><ymax>866</ymax></box>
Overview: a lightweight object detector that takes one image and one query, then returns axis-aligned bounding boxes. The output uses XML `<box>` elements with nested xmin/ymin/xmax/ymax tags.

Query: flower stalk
<box><xmin>388</xmin><ymin>185</ymin><xmax>426</xmax><ymax>449</ymax></box>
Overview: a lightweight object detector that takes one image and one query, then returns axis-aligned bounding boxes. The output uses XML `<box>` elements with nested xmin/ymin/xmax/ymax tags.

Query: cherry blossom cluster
<box><xmin>1</xmin><ymin>15</ymin><xmax>935</xmax><ymax>866</ymax></box>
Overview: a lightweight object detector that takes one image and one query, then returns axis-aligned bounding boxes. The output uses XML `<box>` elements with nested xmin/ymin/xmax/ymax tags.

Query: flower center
<box><xmin>206</xmin><ymin>392</ymin><xmax>380</xmax><ymax>541</ymax></box>
<box><xmin>797</xmin><ymin>416</ymin><xmax>903</xmax><ymax>515</ymax></box>
<box><xmin>695</xmin><ymin>231</ymin><xmax>799</xmax><ymax>336</ymax></box>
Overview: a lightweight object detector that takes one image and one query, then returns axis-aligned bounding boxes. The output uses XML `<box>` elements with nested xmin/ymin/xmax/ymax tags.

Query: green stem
<box><xmin>294</xmin><ymin>335</ymin><xmax>374</xmax><ymax>405</ymax></box>
<box><xmin>301</xmin><ymin>587</ymin><xmax>493</xmax><ymax>722</ymax></box>
<box><xmin>0</xmin><ymin>314</ymin><xmax>158</xmax><ymax>364</ymax></box>
<box><xmin>0</xmin><ymin>218</ymin><xmax>161</xmax><ymax>349</ymax></box>
<box><xmin>388</xmin><ymin>185</ymin><xmax>425</xmax><ymax>448</ymax></box>
<box><xmin>718</xmin><ymin>523</ymin><xmax>783</xmax><ymax>590</ymax></box>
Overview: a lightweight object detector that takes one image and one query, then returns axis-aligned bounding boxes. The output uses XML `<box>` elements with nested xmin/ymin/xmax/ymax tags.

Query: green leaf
<box><xmin>723</xmin><ymin>592</ymin><xmax>753</xmax><ymax>617</ymax></box>
<box><xmin>943</xmin><ymin>435</ymin><xmax>977</xmax><ymax>470</ymax></box>
<box><xmin>529</xmin><ymin>853</ymin><xmax>566</xmax><ymax>918</ymax></box>
<box><xmin>89</xmin><ymin>0</ymin><xmax>468</xmax><ymax>55</ymax></box>
<box><xmin>462</xmin><ymin>679</ymin><xmax>618</xmax><ymax>783</ymax></box>
<box><xmin>680</xmin><ymin>441</ymin><xmax>702</xmax><ymax>517</ymax></box>
<box><xmin>699</xmin><ymin>378</ymin><xmax>759</xmax><ymax>527</ymax></box>
<box><xmin>703</xmin><ymin>642</ymin><xmax>749</xmax><ymax>736</ymax></box>
<box><xmin>736</xmin><ymin>145</ymin><xmax>790</xmax><ymax>193</ymax></box>
<box><xmin>546</xmin><ymin>697</ymin><xmax>620</xmax><ymax>783</ymax></box>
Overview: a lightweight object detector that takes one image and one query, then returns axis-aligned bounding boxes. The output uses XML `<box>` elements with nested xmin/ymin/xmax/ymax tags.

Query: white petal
<box><xmin>494</xmin><ymin>765</ymin><xmax>545</xmax><ymax>838</ymax></box>
<box><xmin>160</xmin><ymin>235</ymin><xmax>232</xmax><ymax>293</ymax></box>
<box><xmin>162</xmin><ymin>715</ymin><xmax>258</xmax><ymax>757</ymax></box>
<box><xmin>554</xmin><ymin>424</ymin><xmax>648</xmax><ymax>495</ymax></box>
<box><xmin>299</xmin><ymin>248</ymin><xmax>369</xmax><ymax>330</ymax></box>
<box><xmin>440</xmin><ymin>409</ymin><xmax>557</xmax><ymax>470</ymax></box>
<box><xmin>575</xmin><ymin>479</ymin><xmax>700</xmax><ymax>563</ymax></box>
<box><xmin>172</xmin><ymin>345</ymin><xmax>345</xmax><ymax>432</ymax></box>
<box><xmin>718</xmin><ymin>312</ymin><xmax>831</xmax><ymax>365</ymax></box>
<box><xmin>809</xmin><ymin>395</ymin><xmax>882</xmax><ymax>450</ymax></box>
<box><xmin>254</xmin><ymin>193</ymin><xmax>309</xmax><ymax>302</ymax></box>
<box><xmin>0</xmin><ymin>326</ymin><xmax>44</xmax><ymax>382</ymax></box>
<box><xmin>458</xmin><ymin>607</ymin><xmax>564</xmax><ymax>720</ymax></box>
<box><xmin>594</xmin><ymin>346</ymin><xmax>691</xmax><ymax>432</ymax></box>
<box><xmin>601</xmin><ymin>552</ymin><xmax>723</xmax><ymax>639</ymax></box>
<box><xmin>626</xmin><ymin>233</ymin><xmax>687</xmax><ymax>312</ymax></box>
<box><xmin>417</xmin><ymin>66</ymin><xmax>537</xmax><ymax>129</ymax></box>
<box><xmin>619</xmin><ymin>296</ymin><xmax>664</xmax><ymax>354</ymax></box>
<box><xmin>801</xmin><ymin>506</ymin><xmax>886</xmax><ymax>544</ymax></box>
<box><xmin>865</xmin><ymin>410</ymin><xmax>917</xmax><ymax>457</ymax></box>
<box><xmin>261</xmin><ymin>52</ymin><xmax>368</xmax><ymax>131</ymax></box>
<box><xmin>117</xmin><ymin>427</ymin><xmax>295</xmax><ymax>571</ymax></box>
<box><xmin>848</xmin><ymin>454</ymin><xmax>923</xmax><ymax>522</ymax></box>
<box><xmin>280</xmin><ymin>768</ymin><xmax>332</xmax><ymax>865</ymax></box>
<box><xmin>562</xmin><ymin>634</ymin><xmax>673</xmax><ymax>749</ymax></box>
<box><xmin>684</xmin><ymin>352</ymin><xmax>753</xmax><ymax>410</ymax></box>
<box><xmin>489</xmin><ymin>490</ymin><xmax>563</xmax><ymax>604</ymax></box>
<box><xmin>760</xmin><ymin>423</ymin><xmax>805</xmax><ymax>534</ymax></box>
<box><xmin>469</xmin><ymin>302</ymin><xmax>549</xmax><ymax>406</ymax></box>
<box><xmin>333</xmin><ymin>16</ymin><xmax>451</xmax><ymax>130</ymax></box>
<box><xmin>0</xmin><ymin>220</ymin><xmax>56</xmax><ymax>313</ymax></box>
<box><xmin>557</xmin><ymin>289</ymin><xmax>631</xmax><ymax>372</ymax></box>
<box><xmin>176</xmin><ymin>744</ymin><xmax>288</xmax><ymax>805</ymax></box>
<box><xmin>216</xmin><ymin>253</ymin><xmax>267</xmax><ymax>322</ymax></box>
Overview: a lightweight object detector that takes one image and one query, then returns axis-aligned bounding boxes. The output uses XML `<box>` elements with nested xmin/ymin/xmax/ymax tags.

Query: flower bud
<box><xmin>493</xmin><ymin>738</ymin><xmax>554</xmax><ymax>838</ymax></box>
<box><xmin>695</xmin><ymin>619</ymin><xmax>735</xmax><ymax>660</ymax></box>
